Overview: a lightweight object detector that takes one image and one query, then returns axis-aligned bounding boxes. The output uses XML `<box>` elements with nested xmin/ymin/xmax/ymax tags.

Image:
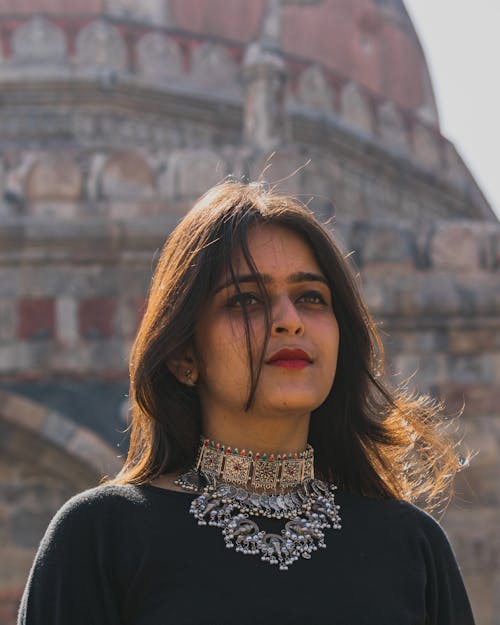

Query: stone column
<box><xmin>161</xmin><ymin>0</ymin><xmax>174</xmax><ymax>28</ymax></box>
<box><xmin>242</xmin><ymin>44</ymin><xmax>288</xmax><ymax>150</ymax></box>
<box><xmin>242</xmin><ymin>0</ymin><xmax>288</xmax><ymax>150</ymax></box>
<box><xmin>241</xmin><ymin>0</ymin><xmax>324</xmax><ymax>150</ymax></box>
<box><xmin>261</xmin><ymin>0</ymin><xmax>282</xmax><ymax>51</ymax></box>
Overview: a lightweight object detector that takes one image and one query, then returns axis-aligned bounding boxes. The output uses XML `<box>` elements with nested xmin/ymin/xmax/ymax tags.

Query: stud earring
<box><xmin>185</xmin><ymin>369</ymin><xmax>195</xmax><ymax>386</ymax></box>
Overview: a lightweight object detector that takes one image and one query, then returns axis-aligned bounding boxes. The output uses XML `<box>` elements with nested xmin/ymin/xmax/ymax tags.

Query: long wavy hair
<box><xmin>107</xmin><ymin>181</ymin><xmax>465</xmax><ymax>512</ymax></box>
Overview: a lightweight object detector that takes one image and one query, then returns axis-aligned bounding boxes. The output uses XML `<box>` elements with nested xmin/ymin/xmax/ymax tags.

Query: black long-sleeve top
<box><xmin>18</xmin><ymin>483</ymin><xmax>475</xmax><ymax>625</ymax></box>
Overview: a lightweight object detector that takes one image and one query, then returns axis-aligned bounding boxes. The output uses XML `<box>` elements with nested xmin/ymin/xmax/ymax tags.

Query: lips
<box><xmin>266</xmin><ymin>348</ymin><xmax>313</xmax><ymax>369</ymax></box>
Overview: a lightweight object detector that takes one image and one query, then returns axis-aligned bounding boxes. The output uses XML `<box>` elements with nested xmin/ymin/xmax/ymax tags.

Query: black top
<box><xmin>18</xmin><ymin>484</ymin><xmax>475</xmax><ymax>625</ymax></box>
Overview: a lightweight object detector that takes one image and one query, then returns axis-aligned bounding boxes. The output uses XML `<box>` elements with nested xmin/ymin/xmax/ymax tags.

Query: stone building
<box><xmin>0</xmin><ymin>1</ymin><xmax>498</xmax><ymax>623</ymax></box>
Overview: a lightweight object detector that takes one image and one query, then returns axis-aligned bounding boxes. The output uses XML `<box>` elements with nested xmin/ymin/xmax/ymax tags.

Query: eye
<box><xmin>298</xmin><ymin>291</ymin><xmax>328</xmax><ymax>305</ymax></box>
<box><xmin>226</xmin><ymin>292</ymin><xmax>261</xmax><ymax>308</ymax></box>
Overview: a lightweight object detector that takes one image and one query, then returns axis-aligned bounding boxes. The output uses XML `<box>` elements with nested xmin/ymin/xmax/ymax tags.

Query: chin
<box><xmin>265</xmin><ymin>392</ymin><xmax>325</xmax><ymax>415</ymax></box>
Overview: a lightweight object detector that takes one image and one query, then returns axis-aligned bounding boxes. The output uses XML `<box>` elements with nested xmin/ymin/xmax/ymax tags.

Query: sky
<box><xmin>404</xmin><ymin>0</ymin><xmax>500</xmax><ymax>219</ymax></box>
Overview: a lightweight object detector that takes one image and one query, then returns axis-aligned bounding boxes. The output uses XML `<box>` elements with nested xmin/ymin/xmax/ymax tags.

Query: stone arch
<box><xmin>430</xmin><ymin>223</ymin><xmax>482</xmax><ymax>272</ymax></box>
<box><xmin>24</xmin><ymin>154</ymin><xmax>83</xmax><ymax>202</ymax></box>
<box><xmin>11</xmin><ymin>16</ymin><xmax>67</xmax><ymax>65</ymax></box>
<box><xmin>100</xmin><ymin>151</ymin><xmax>156</xmax><ymax>200</ymax></box>
<box><xmin>296</xmin><ymin>65</ymin><xmax>334</xmax><ymax>113</ymax></box>
<box><xmin>0</xmin><ymin>390</ymin><xmax>121</xmax><ymax>607</ymax></box>
<box><xmin>136</xmin><ymin>33</ymin><xmax>183</xmax><ymax>82</ymax></box>
<box><xmin>340</xmin><ymin>82</ymin><xmax>374</xmax><ymax>135</ymax></box>
<box><xmin>0</xmin><ymin>389</ymin><xmax>121</xmax><ymax>478</ymax></box>
<box><xmin>377</xmin><ymin>100</ymin><xmax>409</xmax><ymax>153</ymax></box>
<box><xmin>75</xmin><ymin>19</ymin><xmax>127</xmax><ymax>72</ymax></box>
<box><xmin>171</xmin><ymin>149</ymin><xmax>226</xmax><ymax>197</ymax></box>
<box><xmin>190</xmin><ymin>42</ymin><xmax>237</xmax><ymax>86</ymax></box>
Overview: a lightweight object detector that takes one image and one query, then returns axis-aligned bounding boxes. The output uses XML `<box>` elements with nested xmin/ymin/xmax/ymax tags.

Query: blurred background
<box><xmin>0</xmin><ymin>1</ymin><xmax>498</xmax><ymax>623</ymax></box>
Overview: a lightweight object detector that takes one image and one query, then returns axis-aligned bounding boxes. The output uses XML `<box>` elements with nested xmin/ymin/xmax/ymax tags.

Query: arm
<box><xmin>420</xmin><ymin>515</ymin><xmax>476</xmax><ymax>625</ymax></box>
<box><xmin>17</xmin><ymin>490</ymin><xmax>122</xmax><ymax>625</ymax></box>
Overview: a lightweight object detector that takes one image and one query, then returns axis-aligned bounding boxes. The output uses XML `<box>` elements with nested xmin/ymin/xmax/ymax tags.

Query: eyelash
<box><xmin>227</xmin><ymin>291</ymin><xmax>328</xmax><ymax>308</ymax></box>
<box><xmin>300</xmin><ymin>291</ymin><xmax>327</xmax><ymax>305</ymax></box>
<box><xmin>227</xmin><ymin>293</ymin><xmax>260</xmax><ymax>307</ymax></box>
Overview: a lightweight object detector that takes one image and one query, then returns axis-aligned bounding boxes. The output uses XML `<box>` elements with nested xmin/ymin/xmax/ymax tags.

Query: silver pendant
<box><xmin>189</xmin><ymin>478</ymin><xmax>341</xmax><ymax>570</ymax></box>
<box><xmin>174</xmin><ymin>469</ymin><xmax>215</xmax><ymax>492</ymax></box>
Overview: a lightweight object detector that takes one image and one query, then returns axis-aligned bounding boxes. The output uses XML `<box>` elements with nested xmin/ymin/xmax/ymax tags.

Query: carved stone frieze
<box><xmin>100</xmin><ymin>151</ymin><xmax>156</xmax><ymax>200</ymax></box>
<box><xmin>75</xmin><ymin>19</ymin><xmax>127</xmax><ymax>72</ymax></box>
<box><xmin>11</xmin><ymin>16</ymin><xmax>67</xmax><ymax>65</ymax></box>
<box><xmin>340</xmin><ymin>82</ymin><xmax>373</xmax><ymax>134</ymax></box>
<box><xmin>296</xmin><ymin>65</ymin><xmax>334</xmax><ymax>113</ymax></box>
<box><xmin>190</xmin><ymin>42</ymin><xmax>237</xmax><ymax>87</ymax></box>
<box><xmin>136</xmin><ymin>33</ymin><xmax>183</xmax><ymax>81</ymax></box>
<box><xmin>377</xmin><ymin>100</ymin><xmax>409</xmax><ymax>153</ymax></box>
<box><xmin>412</xmin><ymin>121</ymin><xmax>442</xmax><ymax>170</ymax></box>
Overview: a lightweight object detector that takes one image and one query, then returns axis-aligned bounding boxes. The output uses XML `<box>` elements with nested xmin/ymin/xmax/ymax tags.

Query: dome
<box><xmin>0</xmin><ymin>0</ymin><xmax>438</xmax><ymax>125</ymax></box>
<box><xmin>170</xmin><ymin>0</ymin><xmax>439</xmax><ymax>124</ymax></box>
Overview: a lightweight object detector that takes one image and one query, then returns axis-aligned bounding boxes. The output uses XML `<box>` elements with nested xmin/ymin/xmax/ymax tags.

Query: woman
<box><xmin>18</xmin><ymin>181</ymin><xmax>475</xmax><ymax>624</ymax></box>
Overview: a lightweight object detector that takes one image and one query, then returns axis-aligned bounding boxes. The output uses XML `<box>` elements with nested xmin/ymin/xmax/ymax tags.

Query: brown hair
<box><xmin>107</xmin><ymin>181</ymin><xmax>465</xmax><ymax>512</ymax></box>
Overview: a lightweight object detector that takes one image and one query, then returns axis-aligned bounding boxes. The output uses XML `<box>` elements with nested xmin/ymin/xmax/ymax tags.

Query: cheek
<box><xmin>196</xmin><ymin>317</ymin><xmax>251</xmax><ymax>378</ymax></box>
<box><xmin>331</xmin><ymin>319</ymin><xmax>340</xmax><ymax>352</ymax></box>
<box><xmin>215</xmin><ymin>314</ymin><xmax>266</xmax><ymax>352</ymax></box>
<box><xmin>322</xmin><ymin>320</ymin><xmax>340</xmax><ymax>371</ymax></box>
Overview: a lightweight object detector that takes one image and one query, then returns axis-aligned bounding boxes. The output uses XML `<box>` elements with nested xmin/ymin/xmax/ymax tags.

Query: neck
<box><xmin>201</xmin><ymin>409</ymin><xmax>311</xmax><ymax>457</ymax></box>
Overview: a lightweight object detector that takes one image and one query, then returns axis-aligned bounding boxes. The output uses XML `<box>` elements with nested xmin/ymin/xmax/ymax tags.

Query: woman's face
<box><xmin>193</xmin><ymin>224</ymin><xmax>340</xmax><ymax>424</ymax></box>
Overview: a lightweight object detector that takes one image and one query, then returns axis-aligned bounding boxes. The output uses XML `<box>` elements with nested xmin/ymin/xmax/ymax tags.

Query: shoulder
<box><xmin>56</xmin><ymin>483</ymin><xmax>149</xmax><ymax>515</ymax></box>
<box><xmin>382</xmin><ymin>497</ymin><xmax>451</xmax><ymax>545</ymax></box>
<box><xmin>64</xmin><ymin>483</ymin><xmax>150</xmax><ymax>508</ymax></box>
<box><xmin>43</xmin><ymin>484</ymin><xmax>151</xmax><ymax>540</ymax></box>
<box><xmin>335</xmin><ymin>489</ymin><xmax>450</xmax><ymax>544</ymax></box>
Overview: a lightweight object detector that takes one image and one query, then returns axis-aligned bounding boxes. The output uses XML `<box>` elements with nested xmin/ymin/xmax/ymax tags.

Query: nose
<box><xmin>271</xmin><ymin>296</ymin><xmax>305</xmax><ymax>336</ymax></box>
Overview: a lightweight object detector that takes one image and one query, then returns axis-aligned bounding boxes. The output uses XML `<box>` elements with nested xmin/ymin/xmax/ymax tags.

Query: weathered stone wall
<box><xmin>2</xmin><ymin>215</ymin><xmax>499</xmax><ymax>374</ymax></box>
<box><xmin>346</xmin><ymin>219</ymin><xmax>500</xmax><ymax>625</ymax></box>
<box><xmin>0</xmin><ymin>12</ymin><xmax>491</xmax><ymax>220</ymax></box>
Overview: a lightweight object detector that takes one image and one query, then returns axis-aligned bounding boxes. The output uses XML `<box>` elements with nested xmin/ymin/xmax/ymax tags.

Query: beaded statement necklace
<box><xmin>175</xmin><ymin>438</ymin><xmax>342</xmax><ymax>571</ymax></box>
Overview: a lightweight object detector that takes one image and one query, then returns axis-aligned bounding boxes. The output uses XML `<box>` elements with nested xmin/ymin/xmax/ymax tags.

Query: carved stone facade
<box><xmin>0</xmin><ymin>3</ymin><xmax>498</xmax><ymax>625</ymax></box>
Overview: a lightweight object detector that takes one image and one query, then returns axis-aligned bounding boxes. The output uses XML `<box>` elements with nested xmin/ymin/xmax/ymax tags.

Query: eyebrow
<box><xmin>213</xmin><ymin>271</ymin><xmax>329</xmax><ymax>294</ymax></box>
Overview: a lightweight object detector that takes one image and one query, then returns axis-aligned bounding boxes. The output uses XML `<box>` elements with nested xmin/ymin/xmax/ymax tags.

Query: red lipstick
<box><xmin>267</xmin><ymin>348</ymin><xmax>312</xmax><ymax>370</ymax></box>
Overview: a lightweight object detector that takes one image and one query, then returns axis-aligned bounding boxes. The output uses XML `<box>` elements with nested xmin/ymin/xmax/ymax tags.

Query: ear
<box><xmin>167</xmin><ymin>345</ymin><xmax>199</xmax><ymax>387</ymax></box>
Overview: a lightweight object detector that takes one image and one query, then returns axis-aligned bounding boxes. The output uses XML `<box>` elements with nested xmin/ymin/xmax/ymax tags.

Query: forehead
<box><xmin>231</xmin><ymin>224</ymin><xmax>322</xmax><ymax>275</ymax></box>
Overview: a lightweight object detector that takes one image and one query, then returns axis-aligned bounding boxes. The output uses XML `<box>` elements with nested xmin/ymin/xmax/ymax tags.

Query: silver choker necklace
<box><xmin>175</xmin><ymin>439</ymin><xmax>342</xmax><ymax>571</ymax></box>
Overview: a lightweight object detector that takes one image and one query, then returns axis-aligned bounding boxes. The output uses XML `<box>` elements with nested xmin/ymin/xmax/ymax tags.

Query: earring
<box><xmin>185</xmin><ymin>369</ymin><xmax>195</xmax><ymax>386</ymax></box>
